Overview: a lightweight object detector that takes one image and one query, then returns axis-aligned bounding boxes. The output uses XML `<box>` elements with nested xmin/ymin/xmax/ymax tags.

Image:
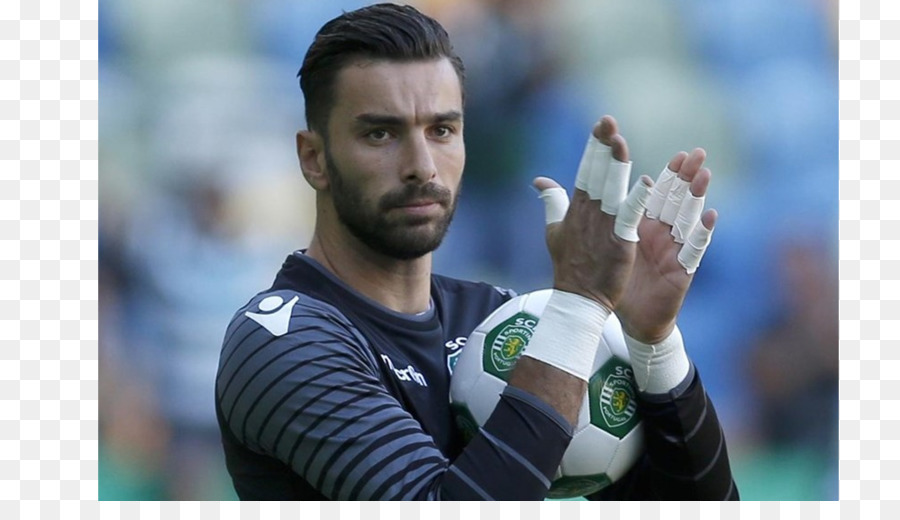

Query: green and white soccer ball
<box><xmin>449</xmin><ymin>289</ymin><xmax>644</xmax><ymax>499</ymax></box>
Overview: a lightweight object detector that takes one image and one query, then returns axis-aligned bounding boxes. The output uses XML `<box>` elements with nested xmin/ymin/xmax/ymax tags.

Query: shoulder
<box><xmin>432</xmin><ymin>274</ymin><xmax>517</xmax><ymax>303</ymax></box>
<box><xmin>219</xmin><ymin>288</ymin><xmax>377</xmax><ymax>379</ymax></box>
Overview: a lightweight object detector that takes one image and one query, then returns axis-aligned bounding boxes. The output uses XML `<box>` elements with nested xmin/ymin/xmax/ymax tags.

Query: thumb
<box><xmin>533</xmin><ymin>176</ymin><xmax>569</xmax><ymax>225</ymax></box>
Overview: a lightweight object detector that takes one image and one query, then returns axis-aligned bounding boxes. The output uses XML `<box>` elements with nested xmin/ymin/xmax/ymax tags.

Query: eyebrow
<box><xmin>354</xmin><ymin>111</ymin><xmax>462</xmax><ymax>127</ymax></box>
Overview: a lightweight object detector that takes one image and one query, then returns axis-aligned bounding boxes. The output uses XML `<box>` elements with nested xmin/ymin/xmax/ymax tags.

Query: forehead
<box><xmin>329</xmin><ymin>58</ymin><xmax>463</xmax><ymax>124</ymax></box>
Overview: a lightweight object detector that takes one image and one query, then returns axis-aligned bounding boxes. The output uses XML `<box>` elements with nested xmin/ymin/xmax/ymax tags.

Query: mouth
<box><xmin>391</xmin><ymin>199</ymin><xmax>444</xmax><ymax>218</ymax></box>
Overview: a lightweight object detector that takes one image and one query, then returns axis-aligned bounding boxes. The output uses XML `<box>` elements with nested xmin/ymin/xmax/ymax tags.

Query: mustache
<box><xmin>380</xmin><ymin>183</ymin><xmax>453</xmax><ymax>209</ymax></box>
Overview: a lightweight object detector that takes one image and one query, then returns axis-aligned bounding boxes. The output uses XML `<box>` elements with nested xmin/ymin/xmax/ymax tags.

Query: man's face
<box><xmin>321</xmin><ymin>58</ymin><xmax>465</xmax><ymax>260</ymax></box>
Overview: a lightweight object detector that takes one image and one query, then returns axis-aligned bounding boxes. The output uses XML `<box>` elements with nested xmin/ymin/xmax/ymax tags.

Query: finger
<box><xmin>659</xmin><ymin>176</ymin><xmax>691</xmax><ymax>225</ymax></box>
<box><xmin>676</xmin><ymin>147</ymin><xmax>707</xmax><ymax>181</ymax></box>
<box><xmin>614</xmin><ymin>176</ymin><xmax>653</xmax><ymax>242</ymax></box>
<box><xmin>677</xmin><ymin>208</ymin><xmax>716</xmax><ymax>275</ymax></box>
<box><xmin>534</xmin><ymin>176</ymin><xmax>570</xmax><ymax>225</ymax></box>
<box><xmin>667</xmin><ymin>151</ymin><xmax>688</xmax><ymax>173</ymax></box>
<box><xmin>645</xmin><ymin>163</ymin><xmax>678</xmax><ymax>220</ymax></box>
<box><xmin>690</xmin><ymin>167</ymin><xmax>711</xmax><ymax>197</ymax></box>
<box><xmin>701</xmin><ymin>208</ymin><xmax>717</xmax><ymax>229</ymax></box>
<box><xmin>601</xmin><ymin>140</ymin><xmax>632</xmax><ymax>214</ymax></box>
<box><xmin>594</xmin><ymin>115</ymin><xmax>618</xmax><ymax>145</ymax></box>
<box><xmin>587</xmin><ymin>137</ymin><xmax>612</xmax><ymax>200</ymax></box>
<box><xmin>575</xmin><ymin>134</ymin><xmax>611</xmax><ymax>198</ymax></box>
<box><xmin>671</xmin><ymin>167</ymin><xmax>712</xmax><ymax>243</ymax></box>
<box><xmin>609</xmin><ymin>132</ymin><xmax>629</xmax><ymax>163</ymax></box>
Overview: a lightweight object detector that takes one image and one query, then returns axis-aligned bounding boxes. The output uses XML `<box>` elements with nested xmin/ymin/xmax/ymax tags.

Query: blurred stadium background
<box><xmin>98</xmin><ymin>0</ymin><xmax>838</xmax><ymax>501</ymax></box>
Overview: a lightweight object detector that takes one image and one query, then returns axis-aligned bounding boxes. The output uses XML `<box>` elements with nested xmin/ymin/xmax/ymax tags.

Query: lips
<box><xmin>397</xmin><ymin>199</ymin><xmax>442</xmax><ymax>209</ymax></box>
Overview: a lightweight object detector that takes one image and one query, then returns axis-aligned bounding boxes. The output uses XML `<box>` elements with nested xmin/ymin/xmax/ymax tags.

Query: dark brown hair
<box><xmin>298</xmin><ymin>3</ymin><xmax>465</xmax><ymax>134</ymax></box>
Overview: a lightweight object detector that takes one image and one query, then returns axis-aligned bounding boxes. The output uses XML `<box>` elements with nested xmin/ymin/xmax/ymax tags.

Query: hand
<box><xmin>615</xmin><ymin>149</ymin><xmax>718</xmax><ymax>344</ymax></box>
<box><xmin>534</xmin><ymin>116</ymin><xmax>644</xmax><ymax>310</ymax></box>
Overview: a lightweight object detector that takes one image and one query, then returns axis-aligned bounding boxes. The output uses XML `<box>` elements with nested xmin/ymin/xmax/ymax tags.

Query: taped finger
<box><xmin>645</xmin><ymin>167</ymin><xmax>677</xmax><ymax>219</ymax></box>
<box><xmin>588</xmin><ymin>139</ymin><xmax>612</xmax><ymax>200</ymax></box>
<box><xmin>601</xmin><ymin>159</ymin><xmax>632</xmax><ymax>215</ymax></box>
<box><xmin>575</xmin><ymin>137</ymin><xmax>611</xmax><ymax>199</ymax></box>
<box><xmin>671</xmin><ymin>194</ymin><xmax>704</xmax><ymax>244</ymax></box>
<box><xmin>539</xmin><ymin>187</ymin><xmax>570</xmax><ymax>225</ymax></box>
<box><xmin>677</xmin><ymin>221</ymin><xmax>714</xmax><ymax>274</ymax></box>
<box><xmin>659</xmin><ymin>177</ymin><xmax>691</xmax><ymax>225</ymax></box>
<box><xmin>614</xmin><ymin>177</ymin><xmax>652</xmax><ymax>242</ymax></box>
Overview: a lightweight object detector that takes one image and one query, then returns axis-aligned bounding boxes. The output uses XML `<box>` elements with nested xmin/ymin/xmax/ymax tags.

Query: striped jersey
<box><xmin>215</xmin><ymin>252</ymin><xmax>738</xmax><ymax>500</ymax></box>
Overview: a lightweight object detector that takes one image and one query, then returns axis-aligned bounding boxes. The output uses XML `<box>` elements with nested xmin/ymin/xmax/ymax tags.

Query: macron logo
<box><xmin>381</xmin><ymin>354</ymin><xmax>428</xmax><ymax>387</ymax></box>
<box><xmin>245</xmin><ymin>295</ymin><xmax>299</xmax><ymax>337</ymax></box>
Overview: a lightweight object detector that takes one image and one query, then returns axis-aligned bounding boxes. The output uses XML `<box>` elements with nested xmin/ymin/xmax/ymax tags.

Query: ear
<box><xmin>296</xmin><ymin>130</ymin><xmax>329</xmax><ymax>191</ymax></box>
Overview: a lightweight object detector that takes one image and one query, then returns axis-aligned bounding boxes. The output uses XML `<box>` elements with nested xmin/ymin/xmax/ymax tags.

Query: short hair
<box><xmin>298</xmin><ymin>3</ymin><xmax>465</xmax><ymax>134</ymax></box>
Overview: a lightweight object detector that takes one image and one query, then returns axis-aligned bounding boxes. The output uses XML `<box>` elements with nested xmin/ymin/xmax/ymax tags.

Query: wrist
<box><xmin>622</xmin><ymin>325</ymin><xmax>690</xmax><ymax>394</ymax></box>
<box><xmin>522</xmin><ymin>289</ymin><xmax>611</xmax><ymax>382</ymax></box>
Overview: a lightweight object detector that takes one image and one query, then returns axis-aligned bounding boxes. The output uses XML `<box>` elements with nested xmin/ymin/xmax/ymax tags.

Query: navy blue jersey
<box><xmin>215</xmin><ymin>252</ymin><xmax>738</xmax><ymax>500</ymax></box>
<box><xmin>216</xmin><ymin>252</ymin><xmax>574</xmax><ymax>500</ymax></box>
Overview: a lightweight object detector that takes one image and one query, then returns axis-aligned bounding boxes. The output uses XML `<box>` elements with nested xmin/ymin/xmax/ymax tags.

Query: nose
<box><xmin>402</xmin><ymin>133</ymin><xmax>438</xmax><ymax>184</ymax></box>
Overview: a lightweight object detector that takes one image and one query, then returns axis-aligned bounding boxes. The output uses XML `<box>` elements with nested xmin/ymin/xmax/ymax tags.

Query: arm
<box><xmin>589</xmin><ymin>149</ymin><xmax>739</xmax><ymax>500</ymax></box>
<box><xmin>216</xmin><ymin>297</ymin><xmax>575</xmax><ymax>500</ymax></box>
<box><xmin>513</xmin><ymin>116</ymin><xmax>647</xmax><ymax>426</ymax></box>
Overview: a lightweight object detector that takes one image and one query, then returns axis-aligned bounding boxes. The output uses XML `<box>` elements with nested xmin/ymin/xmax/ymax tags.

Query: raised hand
<box><xmin>615</xmin><ymin>149</ymin><xmax>718</xmax><ymax>344</ymax></box>
<box><xmin>534</xmin><ymin>116</ymin><xmax>651</xmax><ymax>311</ymax></box>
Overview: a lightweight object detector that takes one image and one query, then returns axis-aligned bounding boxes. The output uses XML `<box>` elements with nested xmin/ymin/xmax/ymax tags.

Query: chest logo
<box><xmin>445</xmin><ymin>336</ymin><xmax>467</xmax><ymax>376</ymax></box>
<box><xmin>381</xmin><ymin>354</ymin><xmax>428</xmax><ymax>387</ymax></box>
<box><xmin>245</xmin><ymin>295</ymin><xmax>299</xmax><ymax>337</ymax></box>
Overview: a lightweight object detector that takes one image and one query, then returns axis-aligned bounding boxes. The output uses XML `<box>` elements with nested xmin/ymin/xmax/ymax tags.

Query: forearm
<box><xmin>507</xmin><ymin>357</ymin><xmax>586</xmax><ymax>427</ymax></box>
<box><xmin>586</xmin><ymin>367</ymin><xmax>739</xmax><ymax>501</ymax></box>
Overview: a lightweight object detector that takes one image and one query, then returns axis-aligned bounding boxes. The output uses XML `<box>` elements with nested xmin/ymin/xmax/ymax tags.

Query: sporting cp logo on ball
<box><xmin>450</xmin><ymin>290</ymin><xmax>645</xmax><ymax>498</ymax></box>
<box><xmin>484</xmin><ymin>314</ymin><xmax>536</xmax><ymax>380</ymax></box>
<box><xmin>590</xmin><ymin>360</ymin><xmax>640</xmax><ymax>438</ymax></box>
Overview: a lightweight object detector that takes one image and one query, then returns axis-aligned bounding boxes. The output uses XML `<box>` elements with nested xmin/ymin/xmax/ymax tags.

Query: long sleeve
<box><xmin>586</xmin><ymin>365</ymin><xmax>739</xmax><ymax>501</ymax></box>
<box><xmin>216</xmin><ymin>293</ymin><xmax>572</xmax><ymax>500</ymax></box>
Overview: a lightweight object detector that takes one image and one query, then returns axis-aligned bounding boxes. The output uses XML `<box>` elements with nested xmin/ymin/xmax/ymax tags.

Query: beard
<box><xmin>324</xmin><ymin>146</ymin><xmax>460</xmax><ymax>260</ymax></box>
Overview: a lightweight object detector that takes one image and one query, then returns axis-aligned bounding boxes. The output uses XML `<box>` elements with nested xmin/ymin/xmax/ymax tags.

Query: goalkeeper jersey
<box><xmin>215</xmin><ymin>251</ymin><xmax>738</xmax><ymax>500</ymax></box>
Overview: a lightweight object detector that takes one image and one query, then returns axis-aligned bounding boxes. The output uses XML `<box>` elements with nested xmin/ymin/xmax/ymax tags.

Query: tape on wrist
<box><xmin>523</xmin><ymin>290</ymin><xmax>611</xmax><ymax>382</ymax></box>
<box><xmin>623</xmin><ymin>325</ymin><xmax>690</xmax><ymax>394</ymax></box>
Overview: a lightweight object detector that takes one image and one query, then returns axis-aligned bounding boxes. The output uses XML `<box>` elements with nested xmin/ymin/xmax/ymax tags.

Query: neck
<box><xmin>306</xmin><ymin>227</ymin><xmax>433</xmax><ymax>315</ymax></box>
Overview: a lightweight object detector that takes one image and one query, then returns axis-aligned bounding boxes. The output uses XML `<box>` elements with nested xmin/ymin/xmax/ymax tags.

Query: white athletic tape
<box><xmin>676</xmin><ymin>220</ymin><xmax>714</xmax><ymax>274</ymax></box>
<box><xmin>540</xmin><ymin>187</ymin><xmax>570</xmax><ymax>225</ymax></box>
<box><xmin>575</xmin><ymin>137</ymin><xmax>611</xmax><ymax>196</ymax></box>
<box><xmin>587</xmin><ymin>140</ymin><xmax>612</xmax><ymax>200</ymax></box>
<box><xmin>659</xmin><ymin>177</ymin><xmax>690</xmax><ymax>225</ymax></box>
<box><xmin>613</xmin><ymin>178</ymin><xmax>652</xmax><ymax>242</ymax></box>
<box><xmin>574</xmin><ymin>136</ymin><xmax>595</xmax><ymax>192</ymax></box>
<box><xmin>623</xmin><ymin>325</ymin><xmax>690</xmax><ymax>394</ymax></box>
<box><xmin>600</xmin><ymin>159</ymin><xmax>632</xmax><ymax>215</ymax></box>
<box><xmin>671</xmin><ymin>193</ymin><xmax>704</xmax><ymax>244</ymax></box>
<box><xmin>523</xmin><ymin>290</ymin><xmax>611</xmax><ymax>382</ymax></box>
<box><xmin>645</xmin><ymin>167</ymin><xmax>677</xmax><ymax>219</ymax></box>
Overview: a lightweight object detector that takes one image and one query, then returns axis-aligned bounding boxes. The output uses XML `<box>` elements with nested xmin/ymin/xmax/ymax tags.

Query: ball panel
<box><xmin>465</xmin><ymin>371</ymin><xmax>506</xmax><ymax>425</ymax></box>
<box><xmin>546</xmin><ymin>473</ymin><xmax>612</xmax><ymax>499</ymax></box>
<box><xmin>560</xmin><ymin>422</ymin><xmax>620</xmax><ymax>476</ymax></box>
<box><xmin>604</xmin><ymin>424</ymin><xmax>645</xmax><ymax>481</ymax></box>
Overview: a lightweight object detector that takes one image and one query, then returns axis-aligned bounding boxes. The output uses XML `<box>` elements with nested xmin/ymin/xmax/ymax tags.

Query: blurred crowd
<box><xmin>98</xmin><ymin>0</ymin><xmax>839</xmax><ymax>501</ymax></box>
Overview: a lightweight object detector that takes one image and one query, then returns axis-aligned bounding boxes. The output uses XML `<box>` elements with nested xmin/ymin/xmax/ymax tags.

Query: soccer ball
<box><xmin>449</xmin><ymin>289</ymin><xmax>644</xmax><ymax>499</ymax></box>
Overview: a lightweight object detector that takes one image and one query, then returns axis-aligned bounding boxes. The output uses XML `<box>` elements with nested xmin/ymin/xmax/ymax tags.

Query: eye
<box><xmin>366</xmin><ymin>129</ymin><xmax>392</xmax><ymax>142</ymax></box>
<box><xmin>432</xmin><ymin>125</ymin><xmax>455</xmax><ymax>139</ymax></box>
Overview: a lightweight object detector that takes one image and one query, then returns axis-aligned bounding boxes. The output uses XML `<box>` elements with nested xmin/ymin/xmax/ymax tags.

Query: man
<box><xmin>215</xmin><ymin>3</ymin><xmax>738</xmax><ymax>500</ymax></box>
